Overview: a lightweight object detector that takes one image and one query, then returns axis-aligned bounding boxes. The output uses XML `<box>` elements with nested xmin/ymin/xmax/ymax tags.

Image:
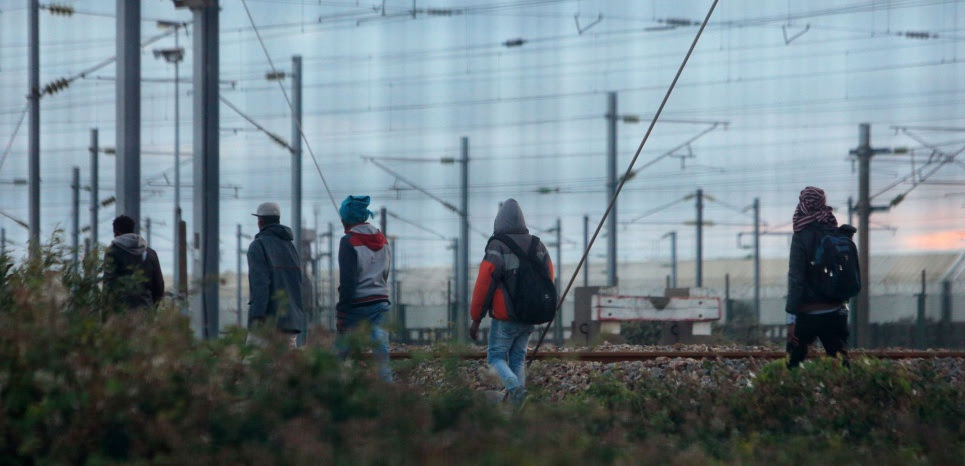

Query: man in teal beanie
<box><xmin>336</xmin><ymin>195</ymin><xmax>393</xmax><ymax>382</ymax></box>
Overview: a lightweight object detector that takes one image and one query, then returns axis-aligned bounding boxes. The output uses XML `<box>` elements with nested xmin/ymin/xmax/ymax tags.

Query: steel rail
<box><xmin>387</xmin><ymin>350</ymin><xmax>965</xmax><ymax>361</ymax></box>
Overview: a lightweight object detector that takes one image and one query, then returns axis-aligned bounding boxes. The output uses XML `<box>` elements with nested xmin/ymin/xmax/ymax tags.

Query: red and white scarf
<box><xmin>792</xmin><ymin>186</ymin><xmax>838</xmax><ymax>232</ymax></box>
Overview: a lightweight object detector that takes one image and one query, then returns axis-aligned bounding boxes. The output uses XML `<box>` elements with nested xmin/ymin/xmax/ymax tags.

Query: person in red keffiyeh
<box><xmin>785</xmin><ymin>187</ymin><xmax>856</xmax><ymax>368</ymax></box>
<box><xmin>792</xmin><ymin>186</ymin><xmax>838</xmax><ymax>232</ymax></box>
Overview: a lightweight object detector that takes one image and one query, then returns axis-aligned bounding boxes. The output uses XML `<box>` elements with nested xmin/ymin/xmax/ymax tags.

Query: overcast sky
<box><xmin>1</xmin><ymin>0</ymin><xmax>963</xmax><ymax>281</ymax></box>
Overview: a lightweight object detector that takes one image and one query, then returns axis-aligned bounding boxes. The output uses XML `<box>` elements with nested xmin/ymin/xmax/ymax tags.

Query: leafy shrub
<box><xmin>0</xmin><ymin>241</ymin><xmax>962</xmax><ymax>464</ymax></box>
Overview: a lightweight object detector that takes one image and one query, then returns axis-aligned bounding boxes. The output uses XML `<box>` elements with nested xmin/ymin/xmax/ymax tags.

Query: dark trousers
<box><xmin>787</xmin><ymin>310</ymin><xmax>850</xmax><ymax>368</ymax></box>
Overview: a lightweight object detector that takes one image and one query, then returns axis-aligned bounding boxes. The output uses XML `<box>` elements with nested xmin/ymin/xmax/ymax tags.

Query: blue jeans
<box><xmin>336</xmin><ymin>302</ymin><xmax>393</xmax><ymax>382</ymax></box>
<box><xmin>487</xmin><ymin>319</ymin><xmax>535</xmax><ymax>391</ymax></box>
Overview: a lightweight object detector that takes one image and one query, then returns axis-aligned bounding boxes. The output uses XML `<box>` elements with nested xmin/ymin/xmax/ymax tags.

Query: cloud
<box><xmin>902</xmin><ymin>230</ymin><xmax>965</xmax><ymax>251</ymax></box>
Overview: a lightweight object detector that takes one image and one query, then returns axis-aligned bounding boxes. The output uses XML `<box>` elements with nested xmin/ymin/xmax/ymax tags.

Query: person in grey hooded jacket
<box><xmin>104</xmin><ymin>215</ymin><xmax>164</xmax><ymax>310</ymax></box>
<box><xmin>469</xmin><ymin>199</ymin><xmax>554</xmax><ymax>405</ymax></box>
<box><xmin>247</xmin><ymin>202</ymin><xmax>306</xmax><ymax>337</ymax></box>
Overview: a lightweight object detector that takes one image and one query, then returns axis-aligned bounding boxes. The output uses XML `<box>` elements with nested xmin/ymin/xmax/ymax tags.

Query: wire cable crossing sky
<box><xmin>0</xmin><ymin>0</ymin><xmax>963</xmax><ymax>278</ymax></box>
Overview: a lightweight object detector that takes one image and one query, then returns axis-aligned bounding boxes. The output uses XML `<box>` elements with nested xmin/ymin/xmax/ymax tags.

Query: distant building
<box><xmin>218</xmin><ymin>251</ymin><xmax>965</xmax><ymax>334</ymax></box>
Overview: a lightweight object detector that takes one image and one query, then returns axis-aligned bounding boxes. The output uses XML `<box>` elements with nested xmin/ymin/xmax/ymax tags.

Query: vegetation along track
<box><xmin>387</xmin><ymin>349</ymin><xmax>965</xmax><ymax>361</ymax></box>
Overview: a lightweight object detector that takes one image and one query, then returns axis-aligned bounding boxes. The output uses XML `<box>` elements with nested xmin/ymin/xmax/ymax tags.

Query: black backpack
<box><xmin>482</xmin><ymin>234</ymin><xmax>558</xmax><ymax>324</ymax></box>
<box><xmin>808</xmin><ymin>228</ymin><xmax>861</xmax><ymax>301</ymax></box>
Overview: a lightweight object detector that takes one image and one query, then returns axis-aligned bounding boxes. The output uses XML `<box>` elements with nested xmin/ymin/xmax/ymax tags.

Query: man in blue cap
<box><xmin>337</xmin><ymin>195</ymin><xmax>393</xmax><ymax>382</ymax></box>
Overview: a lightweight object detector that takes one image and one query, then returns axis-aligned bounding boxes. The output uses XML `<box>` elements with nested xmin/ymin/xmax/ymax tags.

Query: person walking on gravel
<box><xmin>470</xmin><ymin>199</ymin><xmax>555</xmax><ymax>405</ymax></box>
<box><xmin>336</xmin><ymin>195</ymin><xmax>393</xmax><ymax>382</ymax></box>
<box><xmin>785</xmin><ymin>187</ymin><xmax>859</xmax><ymax>368</ymax></box>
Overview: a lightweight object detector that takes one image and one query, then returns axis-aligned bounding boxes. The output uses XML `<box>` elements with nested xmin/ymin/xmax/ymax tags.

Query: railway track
<box><xmin>388</xmin><ymin>350</ymin><xmax>965</xmax><ymax>361</ymax></box>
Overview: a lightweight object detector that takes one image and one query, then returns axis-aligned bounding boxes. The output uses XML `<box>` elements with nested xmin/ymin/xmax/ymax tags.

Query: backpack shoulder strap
<box><xmin>480</xmin><ymin>235</ymin><xmax>509</xmax><ymax>319</ymax></box>
<box><xmin>492</xmin><ymin>234</ymin><xmax>542</xmax><ymax>263</ymax></box>
<box><xmin>492</xmin><ymin>234</ymin><xmax>524</xmax><ymax>259</ymax></box>
<box><xmin>527</xmin><ymin>235</ymin><xmax>541</xmax><ymax>258</ymax></box>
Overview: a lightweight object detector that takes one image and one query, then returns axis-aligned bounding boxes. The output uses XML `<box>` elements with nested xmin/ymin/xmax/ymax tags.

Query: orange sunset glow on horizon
<box><xmin>903</xmin><ymin>230</ymin><xmax>965</xmax><ymax>251</ymax></box>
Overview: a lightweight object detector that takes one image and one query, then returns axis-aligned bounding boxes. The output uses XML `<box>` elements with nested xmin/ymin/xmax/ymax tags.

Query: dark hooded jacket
<box><xmin>470</xmin><ymin>199</ymin><xmax>554</xmax><ymax>322</ymax></box>
<box><xmin>785</xmin><ymin>222</ymin><xmax>858</xmax><ymax>315</ymax></box>
<box><xmin>104</xmin><ymin>233</ymin><xmax>164</xmax><ymax>310</ymax></box>
<box><xmin>247</xmin><ymin>223</ymin><xmax>306</xmax><ymax>333</ymax></box>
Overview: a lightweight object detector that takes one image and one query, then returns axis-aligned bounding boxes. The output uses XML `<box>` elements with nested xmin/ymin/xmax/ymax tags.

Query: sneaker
<box><xmin>508</xmin><ymin>387</ymin><xmax>528</xmax><ymax>407</ymax></box>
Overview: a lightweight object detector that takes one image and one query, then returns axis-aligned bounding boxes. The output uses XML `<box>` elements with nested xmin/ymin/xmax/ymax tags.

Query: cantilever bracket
<box><xmin>782</xmin><ymin>23</ymin><xmax>810</xmax><ymax>45</ymax></box>
<box><xmin>574</xmin><ymin>13</ymin><xmax>603</xmax><ymax>35</ymax></box>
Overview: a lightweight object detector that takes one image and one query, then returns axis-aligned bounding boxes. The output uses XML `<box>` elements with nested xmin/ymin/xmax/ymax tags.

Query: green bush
<box><xmin>0</xmin><ymin>242</ymin><xmax>963</xmax><ymax>464</ymax></box>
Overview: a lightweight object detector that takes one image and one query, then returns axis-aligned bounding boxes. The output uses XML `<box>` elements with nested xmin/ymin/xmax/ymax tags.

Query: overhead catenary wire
<box><xmin>239</xmin><ymin>0</ymin><xmax>339</xmax><ymax>213</ymax></box>
<box><xmin>363</xmin><ymin>157</ymin><xmax>462</xmax><ymax>214</ymax></box>
<box><xmin>219</xmin><ymin>95</ymin><xmax>294</xmax><ymax>152</ymax></box>
<box><xmin>531</xmin><ymin>0</ymin><xmax>720</xmax><ymax>359</ymax></box>
<box><xmin>3</xmin><ymin>2</ymin><xmax>961</xmax><ymax>266</ymax></box>
<box><xmin>210</xmin><ymin>0</ymin><xmax>963</xmax><ymax>69</ymax></box>
<box><xmin>39</xmin><ymin>28</ymin><xmax>179</xmax><ymax>99</ymax></box>
<box><xmin>870</xmin><ymin>128</ymin><xmax>965</xmax><ymax>200</ymax></box>
<box><xmin>384</xmin><ymin>211</ymin><xmax>450</xmax><ymax>241</ymax></box>
<box><xmin>0</xmin><ymin>103</ymin><xmax>28</xmax><ymax>174</ymax></box>
<box><xmin>0</xmin><ymin>27</ymin><xmax>180</xmax><ymax>175</ymax></box>
<box><xmin>625</xmin><ymin>195</ymin><xmax>693</xmax><ymax>224</ymax></box>
<box><xmin>362</xmin><ymin>157</ymin><xmax>491</xmax><ymax>240</ymax></box>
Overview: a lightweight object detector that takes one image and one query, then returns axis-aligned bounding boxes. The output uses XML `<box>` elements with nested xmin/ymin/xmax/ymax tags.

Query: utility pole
<box><xmin>144</xmin><ymin>217</ymin><xmax>151</xmax><ymax>247</ymax></box>
<box><xmin>846</xmin><ymin>195</ymin><xmax>856</xmax><ymax>336</ymax></box>
<box><xmin>696</xmin><ymin>188</ymin><xmax>704</xmax><ymax>288</ymax></box>
<box><xmin>916</xmin><ymin>270</ymin><xmax>926</xmax><ymax>349</ymax></box>
<box><xmin>237</xmin><ymin>224</ymin><xmax>243</xmax><ymax>327</ymax></box>
<box><xmin>724</xmin><ymin>273</ymin><xmax>731</xmax><ymax>320</ymax></box>
<box><xmin>327</xmin><ymin>222</ymin><xmax>336</xmax><ymax>331</ymax></box>
<box><xmin>450</xmin><ymin>238</ymin><xmax>458</xmax><ymax>334</ymax></box>
<box><xmin>856</xmin><ymin>124</ymin><xmax>872</xmax><ymax>347</ymax></box>
<box><xmin>89</xmin><ymin>129</ymin><xmax>99</xmax><ymax>247</ymax></box>
<box><xmin>180</xmin><ymin>0</ymin><xmax>220</xmax><ymax>339</ymax></box>
<box><xmin>583</xmin><ymin>215</ymin><xmax>589</xmax><ymax>288</ymax></box>
<box><xmin>116</xmin><ymin>0</ymin><xmax>141</xmax><ymax>224</ymax></box>
<box><xmin>383</xmin><ymin>212</ymin><xmax>398</xmax><ymax>325</ymax></box>
<box><xmin>849</xmin><ymin>123</ymin><xmax>893</xmax><ymax>347</ymax></box>
<box><xmin>847</xmin><ymin>196</ymin><xmax>854</xmax><ymax>225</ymax></box>
<box><xmin>554</xmin><ymin>217</ymin><xmax>563</xmax><ymax>345</ymax></box>
<box><xmin>71</xmin><ymin>167</ymin><xmax>80</xmax><ymax>269</ymax></box>
<box><xmin>605</xmin><ymin>91</ymin><xmax>618</xmax><ymax>287</ymax></box>
<box><xmin>153</xmin><ymin>23</ymin><xmax>185</xmax><ymax>291</ymax></box>
<box><xmin>28</xmin><ymin>0</ymin><xmax>40</xmax><ymax>258</ymax></box>
<box><xmin>663</xmin><ymin>231</ymin><xmax>677</xmax><ymax>288</ymax></box>
<box><xmin>1</xmin><ymin>228</ymin><xmax>6</xmax><ymax>258</ymax></box>
<box><xmin>173</xmin><ymin>27</ymin><xmax>182</xmax><ymax>292</ymax></box>
<box><xmin>752</xmin><ymin>197</ymin><xmax>761</xmax><ymax>323</ymax></box>
<box><xmin>314</xmin><ymin>205</ymin><xmax>320</xmax><ymax>323</ymax></box>
<box><xmin>291</xmin><ymin>55</ymin><xmax>303</xmax><ymax>262</ymax></box>
<box><xmin>457</xmin><ymin>137</ymin><xmax>470</xmax><ymax>341</ymax></box>
<box><xmin>177</xmin><ymin>218</ymin><xmax>187</xmax><ymax>299</ymax></box>
<box><xmin>390</xmin><ymin>236</ymin><xmax>399</xmax><ymax>326</ymax></box>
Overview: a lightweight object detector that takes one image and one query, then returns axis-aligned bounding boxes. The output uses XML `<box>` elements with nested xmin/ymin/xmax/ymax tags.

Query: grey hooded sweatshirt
<box><xmin>104</xmin><ymin>233</ymin><xmax>165</xmax><ymax>310</ymax></box>
<box><xmin>469</xmin><ymin>199</ymin><xmax>554</xmax><ymax>321</ymax></box>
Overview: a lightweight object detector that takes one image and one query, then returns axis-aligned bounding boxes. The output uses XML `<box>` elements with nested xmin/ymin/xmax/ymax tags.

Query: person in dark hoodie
<box><xmin>469</xmin><ymin>199</ymin><xmax>554</xmax><ymax>405</ymax></box>
<box><xmin>247</xmin><ymin>202</ymin><xmax>306</xmax><ymax>346</ymax></box>
<box><xmin>104</xmin><ymin>215</ymin><xmax>164</xmax><ymax>310</ymax></box>
<box><xmin>337</xmin><ymin>195</ymin><xmax>393</xmax><ymax>382</ymax></box>
<box><xmin>785</xmin><ymin>187</ymin><xmax>856</xmax><ymax>368</ymax></box>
